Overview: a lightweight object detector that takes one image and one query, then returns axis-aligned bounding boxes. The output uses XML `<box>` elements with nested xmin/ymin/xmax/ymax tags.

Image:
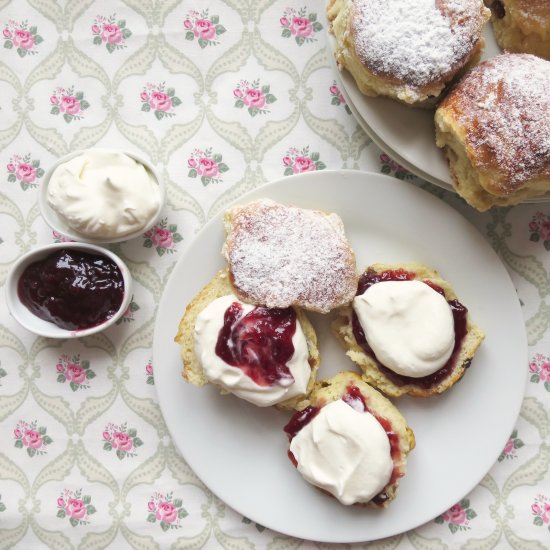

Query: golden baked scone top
<box><xmin>222</xmin><ymin>199</ymin><xmax>358</xmax><ymax>313</ymax></box>
<box><xmin>437</xmin><ymin>53</ymin><xmax>550</xmax><ymax>198</ymax></box>
<box><xmin>349</xmin><ymin>0</ymin><xmax>488</xmax><ymax>88</ymax></box>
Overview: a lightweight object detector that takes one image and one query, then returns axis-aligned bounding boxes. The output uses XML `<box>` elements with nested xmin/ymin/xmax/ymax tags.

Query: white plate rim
<box><xmin>153</xmin><ymin>170</ymin><xmax>527</xmax><ymax>543</ymax></box>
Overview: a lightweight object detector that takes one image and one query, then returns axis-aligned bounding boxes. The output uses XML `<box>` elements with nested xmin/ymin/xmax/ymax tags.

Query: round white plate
<box><xmin>327</xmin><ymin>19</ymin><xmax>550</xmax><ymax>203</ymax></box>
<box><xmin>153</xmin><ymin>170</ymin><xmax>527</xmax><ymax>543</ymax></box>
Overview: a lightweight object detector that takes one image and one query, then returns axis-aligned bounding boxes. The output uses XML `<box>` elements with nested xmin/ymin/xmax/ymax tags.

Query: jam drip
<box><xmin>352</xmin><ymin>269</ymin><xmax>469</xmax><ymax>389</ymax></box>
<box><xmin>283</xmin><ymin>384</ymin><xmax>402</xmax><ymax>505</ymax></box>
<box><xmin>215</xmin><ymin>302</ymin><xmax>298</xmax><ymax>387</ymax></box>
<box><xmin>490</xmin><ymin>1</ymin><xmax>505</xmax><ymax>19</ymax></box>
<box><xmin>18</xmin><ymin>249</ymin><xmax>124</xmax><ymax>330</ymax></box>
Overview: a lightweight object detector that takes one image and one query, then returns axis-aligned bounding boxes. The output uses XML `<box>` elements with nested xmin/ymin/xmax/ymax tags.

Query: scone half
<box><xmin>175</xmin><ymin>269</ymin><xmax>320</xmax><ymax>410</ymax></box>
<box><xmin>332</xmin><ymin>263</ymin><xmax>485</xmax><ymax>397</ymax></box>
<box><xmin>284</xmin><ymin>371</ymin><xmax>415</xmax><ymax>508</ymax></box>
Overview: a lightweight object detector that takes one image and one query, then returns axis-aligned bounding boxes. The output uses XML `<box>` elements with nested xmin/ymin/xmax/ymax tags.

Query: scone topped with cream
<box><xmin>327</xmin><ymin>0</ymin><xmax>490</xmax><ymax>107</ymax></box>
<box><xmin>284</xmin><ymin>371</ymin><xmax>415</xmax><ymax>507</ymax></box>
<box><xmin>332</xmin><ymin>263</ymin><xmax>484</xmax><ymax>397</ymax></box>
<box><xmin>222</xmin><ymin>199</ymin><xmax>358</xmax><ymax>313</ymax></box>
<box><xmin>175</xmin><ymin>269</ymin><xmax>320</xmax><ymax>410</ymax></box>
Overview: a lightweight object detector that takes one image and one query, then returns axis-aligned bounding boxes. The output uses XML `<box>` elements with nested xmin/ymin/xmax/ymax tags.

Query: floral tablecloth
<box><xmin>0</xmin><ymin>1</ymin><xmax>549</xmax><ymax>548</ymax></box>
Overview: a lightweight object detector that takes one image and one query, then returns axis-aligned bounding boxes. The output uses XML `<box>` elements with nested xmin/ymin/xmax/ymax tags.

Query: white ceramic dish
<box><xmin>38</xmin><ymin>148</ymin><xmax>165</xmax><ymax>244</ymax></box>
<box><xmin>327</xmin><ymin>20</ymin><xmax>550</xmax><ymax>203</ymax></box>
<box><xmin>5</xmin><ymin>242</ymin><xmax>132</xmax><ymax>338</ymax></box>
<box><xmin>153</xmin><ymin>170</ymin><xmax>527</xmax><ymax>543</ymax></box>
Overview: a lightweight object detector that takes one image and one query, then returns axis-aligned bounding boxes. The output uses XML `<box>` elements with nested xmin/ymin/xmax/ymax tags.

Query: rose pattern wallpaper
<box><xmin>0</xmin><ymin>0</ymin><xmax>548</xmax><ymax>548</ymax></box>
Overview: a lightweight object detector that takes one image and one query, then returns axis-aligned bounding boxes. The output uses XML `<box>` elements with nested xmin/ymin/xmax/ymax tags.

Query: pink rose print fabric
<box><xmin>184</xmin><ymin>9</ymin><xmax>226</xmax><ymax>48</ymax></box>
<box><xmin>282</xmin><ymin>146</ymin><xmax>325</xmax><ymax>176</ymax></box>
<box><xmin>529</xmin><ymin>353</ymin><xmax>550</xmax><ymax>392</ymax></box>
<box><xmin>102</xmin><ymin>422</ymin><xmax>143</xmax><ymax>459</ymax></box>
<box><xmin>3</xmin><ymin>19</ymin><xmax>43</xmax><ymax>56</ymax></box>
<box><xmin>56</xmin><ymin>354</ymin><xmax>95</xmax><ymax>391</ymax></box>
<box><xmin>13</xmin><ymin>420</ymin><xmax>53</xmax><ymax>457</ymax></box>
<box><xmin>435</xmin><ymin>499</ymin><xmax>477</xmax><ymax>533</ymax></box>
<box><xmin>140</xmin><ymin>82</ymin><xmax>182</xmax><ymax>120</ymax></box>
<box><xmin>379</xmin><ymin>153</ymin><xmax>415</xmax><ymax>180</ymax></box>
<box><xmin>143</xmin><ymin>218</ymin><xmax>183</xmax><ymax>256</ymax></box>
<box><xmin>187</xmin><ymin>147</ymin><xmax>229</xmax><ymax>185</ymax></box>
<box><xmin>52</xmin><ymin>230</ymin><xmax>73</xmax><ymax>243</ymax></box>
<box><xmin>145</xmin><ymin>360</ymin><xmax>154</xmax><ymax>385</ymax></box>
<box><xmin>56</xmin><ymin>489</ymin><xmax>96</xmax><ymax>527</ymax></box>
<box><xmin>50</xmin><ymin>86</ymin><xmax>90</xmax><ymax>123</ymax></box>
<box><xmin>91</xmin><ymin>14</ymin><xmax>132</xmax><ymax>52</ymax></box>
<box><xmin>531</xmin><ymin>495</ymin><xmax>550</xmax><ymax>531</ymax></box>
<box><xmin>529</xmin><ymin>213</ymin><xmax>550</xmax><ymax>250</ymax></box>
<box><xmin>233</xmin><ymin>79</ymin><xmax>277</xmax><ymax>117</ymax></box>
<box><xmin>6</xmin><ymin>154</ymin><xmax>45</xmax><ymax>191</ymax></box>
<box><xmin>280</xmin><ymin>7</ymin><xmax>323</xmax><ymax>45</ymax></box>
<box><xmin>116</xmin><ymin>297</ymin><xmax>139</xmax><ymax>324</ymax></box>
<box><xmin>498</xmin><ymin>429</ymin><xmax>524</xmax><ymax>462</ymax></box>
<box><xmin>329</xmin><ymin>81</ymin><xmax>351</xmax><ymax>115</ymax></box>
<box><xmin>147</xmin><ymin>492</ymin><xmax>188</xmax><ymax>531</ymax></box>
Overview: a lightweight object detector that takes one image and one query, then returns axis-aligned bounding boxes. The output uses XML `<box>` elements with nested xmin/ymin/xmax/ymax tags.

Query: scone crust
<box><xmin>174</xmin><ymin>268</ymin><xmax>320</xmax><ymax>410</ymax></box>
<box><xmin>487</xmin><ymin>0</ymin><xmax>550</xmax><ymax>59</ymax></box>
<box><xmin>222</xmin><ymin>199</ymin><xmax>358</xmax><ymax>313</ymax></box>
<box><xmin>328</xmin><ymin>0</ymin><xmax>490</xmax><ymax>107</ymax></box>
<box><xmin>298</xmin><ymin>371</ymin><xmax>415</xmax><ymax>508</ymax></box>
<box><xmin>435</xmin><ymin>53</ymin><xmax>550</xmax><ymax>211</ymax></box>
<box><xmin>332</xmin><ymin>263</ymin><xmax>485</xmax><ymax>397</ymax></box>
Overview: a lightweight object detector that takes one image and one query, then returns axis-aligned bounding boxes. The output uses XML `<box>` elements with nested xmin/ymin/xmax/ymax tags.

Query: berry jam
<box><xmin>18</xmin><ymin>249</ymin><xmax>125</xmax><ymax>330</ymax></box>
<box><xmin>490</xmin><ymin>0</ymin><xmax>505</xmax><ymax>19</ymax></box>
<box><xmin>283</xmin><ymin>384</ymin><xmax>402</xmax><ymax>505</ymax></box>
<box><xmin>215</xmin><ymin>302</ymin><xmax>298</xmax><ymax>387</ymax></box>
<box><xmin>352</xmin><ymin>269</ymin><xmax>469</xmax><ymax>389</ymax></box>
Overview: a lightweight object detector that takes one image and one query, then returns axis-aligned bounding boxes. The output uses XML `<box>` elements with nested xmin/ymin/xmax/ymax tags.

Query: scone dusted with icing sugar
<box><xmin>222</xmin><ymin>199</ymin><xmax>358</xmax><ymax>313</ymax></box>
<box><xmin>283</xmin><ymin>371</ymin><xmax>415</xmax><ymax>508</ymax></box>
<box><xmin>435</xmin><ymin>53</ymin><xmax>550</xmax><ymax>210</ymax></box>
<box><xmin>175</xmin><ymin>269</ymin><xmax>320</xmax><ymax>410</ymax></box>
<box><xmin>486</xmin><ymin>0</ymin><xmax>550</xmax><ymax>60</ymax></box>
<box><xmin>327</xmin><ymin>0</ymin><xmax>490</xmax><ymax>107</ymax></box>
<box><xmin>332</xmin><ymin>263</ymin><xmax>484</xmax><ymax>397</ymax></box>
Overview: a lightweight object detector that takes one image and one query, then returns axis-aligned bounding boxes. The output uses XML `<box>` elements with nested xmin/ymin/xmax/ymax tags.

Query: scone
<box><xmin>327</xmin><ymin>0</ymin><xmax>490</xmax><ymax>107</ymax></box>
<box><xmin>283</xmin><ymin>371</ymin><xmax>415</xmax><ymax>508</ymax></box>
<box><xmin>175</xmin><ymin>269</ymin><xmax>320</xmax><ymax>410</ymax></box>
<box><xmin>332</xmin><ymin>263</ymin><xmax>484</xmax><ymax>397</ymax></box>
<box><xmin>435</xmin><ymin>53</ymin><xmax>550</xmax><ymax>210</ymax></box>
<box><xmin>222</xmin><ymin>199</ymin><xmax>358</xmax><ymax>313</ymax></box>
<box><xmin>486</xmin><ymin>0</ymin><xmax>550</xmax><ymax>59</ymax></box>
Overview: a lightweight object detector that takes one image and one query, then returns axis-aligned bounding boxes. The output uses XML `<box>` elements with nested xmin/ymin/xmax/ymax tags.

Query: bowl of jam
<box><xmin>6</xmin><ymin>242</ymin><xmax>132</xmax><ymax>338</ymax></box>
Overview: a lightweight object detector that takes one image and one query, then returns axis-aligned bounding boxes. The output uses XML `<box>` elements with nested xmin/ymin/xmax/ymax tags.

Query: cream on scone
<box><xmin>175</xmin><ymin>269</ymin><xmax>320</xmax><ymax>410</ymax></box>
<box><xmin>284</xmin><ymin>371</ymin><xmax>415</xmax><ymax>507</ymax></box>
<box><xmin>332</xmin><ymin>263</ymin><xmax>485</xmax><ymax>397</ymax></box>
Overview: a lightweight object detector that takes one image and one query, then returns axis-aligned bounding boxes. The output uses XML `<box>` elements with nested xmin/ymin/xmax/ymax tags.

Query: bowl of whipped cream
<box><xmin>39</xmin><ymin>148</ymin><xmax>165</xmax><ymax>244</ymax></box>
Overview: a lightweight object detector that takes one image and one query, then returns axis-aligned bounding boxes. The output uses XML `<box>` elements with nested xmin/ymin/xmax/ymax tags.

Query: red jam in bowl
<box><xmin>18</xmin><ymin>249</ymin><xmax>125</xmax><ymax>330</ymax></box>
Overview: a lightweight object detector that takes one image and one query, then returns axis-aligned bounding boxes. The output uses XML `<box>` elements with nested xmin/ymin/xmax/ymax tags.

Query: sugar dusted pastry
<box><xmin>222</xmin><ymin>199</ymin><xmax>358</xmax><ymax>313</ymax></box>
<box><xmin>327</xmin><ymin>0</ymin><xmax>490</xmax><ymax>107</ymax></box>
<box><xmin>332</xmin><ymin>263</ymin><xmax>484</xmax><ymax>397</ymax></box>
<box><xmin>283</xmin><ymin>371</ymin><xmax>415</xmax><ymax>507</ymax></box>
<box><xmin>175</xmin><ymin>269</ymin><xmax>320</xmax><ymax>410</ymax></box>
<box><xmin>486</xmin><ymin>0</ymin><xmax>550</xmax><ymax>59</ymax></box>
<box><xmin>435</xmin><ymin>53</ymin><xmax>550</xmax><ymax>210</ymax></box>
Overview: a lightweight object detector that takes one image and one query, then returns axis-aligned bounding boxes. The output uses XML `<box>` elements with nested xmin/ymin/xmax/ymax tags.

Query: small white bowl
<box><xmin>38</xmin><ymin>148</ymin><xmax>165</xmax><ymax>244</ymax></box>
<box><xmin>5</xmin><ymin>242</ymin><xmax>133</xmax><ymax>338</ymax></box>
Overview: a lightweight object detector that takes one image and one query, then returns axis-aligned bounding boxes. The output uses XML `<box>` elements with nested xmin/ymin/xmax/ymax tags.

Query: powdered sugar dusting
<box><xmin>352</xmin><ymin>0</ymin><xmax>485</xmax><ymax>87</ymax></box>
<box><xmin>223</xmin><ymin>199</ymin><xmax>358</xmax><ymax>313</ymax></box>
<box><xmin>450</xmin><ymin>54</ymin><xmax>550</xmax><ymax>189</ymax></box>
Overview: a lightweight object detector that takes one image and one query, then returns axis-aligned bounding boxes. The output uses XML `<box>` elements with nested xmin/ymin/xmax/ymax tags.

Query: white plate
<box><xmin>327</xmin><ymin>20</ymin><xmax>550</xmax><ymax>203</ymax></box>
<box><xmin>153</xmin><ymin>171</ymin><xmax>527</xmax><ymax>543</ymax></box>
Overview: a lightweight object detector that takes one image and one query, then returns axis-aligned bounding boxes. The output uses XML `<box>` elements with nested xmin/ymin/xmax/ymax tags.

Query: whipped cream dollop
<box><xmin>354</xmin><ymin>280</ymin><xmax>455</xmax><ymax>377</ymax></box>
<box><xmin>47</xmin><ymin>149</ymin><xmax>160</xmax><ymax>239</ymax></box>
<box><xmin>290</xmin><ymin>399</ymin><xmax>393</xmax><ymax>505</ymax></box>
<box><xmin>194</xmin><ymin>294</ymin><xmax>311</xmax><ymax>407</ymax></box>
